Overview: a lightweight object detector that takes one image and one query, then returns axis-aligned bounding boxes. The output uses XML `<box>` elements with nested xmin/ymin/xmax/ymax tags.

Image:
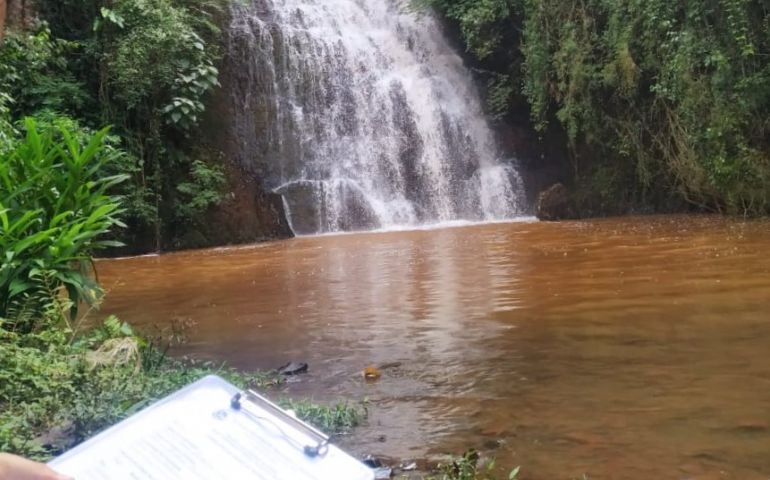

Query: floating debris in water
<box><xmin>363</xmin><ymin>366</ymin><xmax>381</xmax><ymax>381</ymax></box>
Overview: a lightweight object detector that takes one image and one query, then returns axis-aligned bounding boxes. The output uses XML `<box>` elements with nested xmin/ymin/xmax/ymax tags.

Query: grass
<box><xmin>0</xmin><ymin>316</ymin><xmax>363</xmax><ymax>461</ymax></box>
<box><xmin>425</xmin><ymin>450</ymin><xmax>521</xmax><ymax>480</ymax></box>
<box><xmin>278</xmin><ymin>398</ymin><xmax>364</xmax><ymax>436</ymax></box>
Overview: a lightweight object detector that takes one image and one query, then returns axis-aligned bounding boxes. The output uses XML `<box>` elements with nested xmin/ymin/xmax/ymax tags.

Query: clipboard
<box><xmin>49</xmin><ymin>375</ymin><xmax>374</xmax><ymax>480</ymax></box>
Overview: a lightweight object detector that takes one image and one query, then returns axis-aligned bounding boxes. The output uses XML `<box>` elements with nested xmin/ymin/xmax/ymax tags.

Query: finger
<box><xmin>0</xmin><ymin>453</ymin><xmax>74</xmax><ymax>480</ymax></box>
<box><xmin>34</xmin><ymin>463</ymin><xmax>74</xmax><ymax>480</ymax></box>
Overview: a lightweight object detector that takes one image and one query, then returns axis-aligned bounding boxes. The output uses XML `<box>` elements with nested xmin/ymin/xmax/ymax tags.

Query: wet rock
<box><xmin>277</xmin><ymin>361</ymin><xmax>308</xmax><ymax>375</ymax></box>
<box><xmin>362</xmin><ymin>455</ymin><xmax>392</xmax><ymax>479</ymax></box>
<box><xmin>389</xmin><ymin>83</ymin><xmax>431</xmax><ymax>222</ymax></box>
<box><xmin>482</xmin><ymin>438</ymin><xmax>505</xmax><ymax>450</ymax></box>
<box><xmin>277</xmin><ymin>179</ymin><xmax>381</xmax><ymax>234</ymax></box>
<box><xmin>334</xmin><ymin>182</ymin><xmax>381</xmax><ymax>232</ymax></box>
<box><xmin>277</xmin><ymin>181</ymin><xmax>323</xmax><ymax>234</ymax></box>
<box><xmin>35</xmin><ymin>421</ymin><xmax>76</xmax><ymax>451</ymax></box>
<box><xmin>362</xmin><ymin>455</ymin><xmax>383</xmax><ymax>468</ymax></box>
<box><xmin>536</xmin><ymin>182</ymin><xmax>572</xmax><ymax>221</ymax></box>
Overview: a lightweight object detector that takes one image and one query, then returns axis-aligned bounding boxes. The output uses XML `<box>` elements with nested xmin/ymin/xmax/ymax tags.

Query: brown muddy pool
<box><xmin>97</xmin><ymin>215</ymin><xmax>770</xmax><ymax>479</ymax></box>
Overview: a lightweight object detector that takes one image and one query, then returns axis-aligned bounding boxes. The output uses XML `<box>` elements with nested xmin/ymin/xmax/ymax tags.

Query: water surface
<box><xmin>98</xmin><ymin>216</ymin><xmax>770</xmax><ymax>479</ymax></box>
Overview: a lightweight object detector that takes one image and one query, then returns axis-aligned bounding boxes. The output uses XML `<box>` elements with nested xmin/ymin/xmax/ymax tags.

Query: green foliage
<box><xmin>278</xmin><ymin>399</ymin><xmax>364</xmax><ymax>436</ymax></box>
<box><xmin>0</xmin><ymin>119</ymin><xmax>127</xmax><ymax>329</ymax></box>
<box><xmin>95</xmin><ymin>0</ymin><xmax>227</xmax><ymax>244</ymax></box>
<box><xmin>414</xmin><ymin>0</ymin><xmax>511</xmax><ymax>60</ymax></box>
<box><xmin>486</xmin><ymin>73</ymin><xmax>514</xmax><ymax>120</ymax></box>
<box><xmin>30</xmin><ymin>110</ymin><xmax>158</xmax><ymax>240</ymax></box>
<box><xmin>161</xmin><ymin>57</ymin><xmax>221</xmax><ymax>132</ymax></box>
<box><xmin>0</xmin><ymin>316</ymin><xmax>263</xmax><ymax>460</ymax></box>
<box><xmin>175</xmin><ymin>159</ymin><xmax>227</xmax><ymax>224</ymax></box>
<box><xmin>419</xmin><ymin>0</ymin><xmax>770</xmax><ymax>216</ymax></box>
<box><xmin>426</xmin><ymin>450</ymin><xmax>520</xmax><ymax>480</ymax></box>
<box><xmin>94</xmin><ymin>7</ymin><xmax>127</xmax><ymax>32</ymax></box>
<box><xmin>2</xmin><ymin>0</ymin><xmax>229</xmax><ymax>251</ymax></box>
<box><xmin>103</xmin><ymin>0</ymin><xmax>220</xmax><ymax>126</ymax></box>
<box><xmin>0</xmin><ymin>94</ymin><xmax>17</xmax><ymax>153</ymax></box>
<box><xmin>0</xmin><ymin>312</ymin><xmax>362</xmax><ymax>461</ymax></box>
<box><xmin>0</xmin><ymin>28</ymin><xmax>90</xmax><ymax>119</ymax></box>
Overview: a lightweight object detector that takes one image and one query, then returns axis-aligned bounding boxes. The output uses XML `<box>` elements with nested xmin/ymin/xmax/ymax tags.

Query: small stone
<box><xmin>362</xmin><ymin>455</ymin><xmax>383</xmax><ymax>468</ymax></box>
<box><xmin>277</xmin><ymin>361</ymin><xmax>308</xmax><ymax>375</ymax></box>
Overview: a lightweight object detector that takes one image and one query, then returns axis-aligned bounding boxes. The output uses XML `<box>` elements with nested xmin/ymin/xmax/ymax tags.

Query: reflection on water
<box><xmin>98</xmin><ymin>216</ymin><xmax>770</xmax><ymax>479</ymax></box>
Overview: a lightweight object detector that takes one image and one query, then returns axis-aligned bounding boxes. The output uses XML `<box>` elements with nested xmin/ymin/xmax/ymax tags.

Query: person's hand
<box><xmin>0</xmin><ymin>453</ymin><xmax>73</xmax><ymax>480</ymax></box>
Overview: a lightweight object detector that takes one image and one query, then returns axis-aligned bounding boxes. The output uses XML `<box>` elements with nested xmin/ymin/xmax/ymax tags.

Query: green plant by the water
<box><xmin>0</xmin><ymin>119</ymin><xmax>127</xmax><ymax>329</ymax></box>
<box><xmin>278</xmin><ymin>398</ymin><xmax>364</xmax><ymax>435</ymax></box>
<box><xmin>0</xmin><ymin>314</ymin><xmax>273</xmax><ymax>460</ymax></box>
<box><xmin>423</xmin><ymin>449</ymin><xmax>521</xmax><ymax>480</ymax></box>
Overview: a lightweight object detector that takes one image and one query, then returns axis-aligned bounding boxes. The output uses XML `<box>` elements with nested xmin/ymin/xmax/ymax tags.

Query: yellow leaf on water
<box><xmin>363</xmin><ymin>366</ymin><xmax>381</xmax><ymax>380</ymax></box>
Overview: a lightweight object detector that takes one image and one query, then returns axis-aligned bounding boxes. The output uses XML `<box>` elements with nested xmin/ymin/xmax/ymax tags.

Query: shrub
<box><xmin>0</xmin><ymin>27</ymin><xmax>91</xmax><ymax>119</ymax></box>
<box><xmin>0</xmin><ymin>118</ymin><xmax>127</xmax><ymax>329</ymax></box>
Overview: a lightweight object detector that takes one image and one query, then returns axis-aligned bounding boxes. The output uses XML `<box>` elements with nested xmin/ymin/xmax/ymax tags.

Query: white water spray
<box><xmin>228</xmin><ymin>0</ymin><xmax>526</xmax><ymax>234</ymax></box>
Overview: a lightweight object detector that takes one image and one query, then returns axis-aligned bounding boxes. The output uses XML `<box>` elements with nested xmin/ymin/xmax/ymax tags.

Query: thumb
<box><xmin>0</xmin><ymin>453</ymin><xmax>74</xmax><ymax>480</ymax></box>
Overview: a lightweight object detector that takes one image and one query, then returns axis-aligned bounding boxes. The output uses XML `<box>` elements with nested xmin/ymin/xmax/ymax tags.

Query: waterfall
<box><xmin>226</xmin><ymin>0</ymin><xmax>526</xmax><ymax>235</ymax></box>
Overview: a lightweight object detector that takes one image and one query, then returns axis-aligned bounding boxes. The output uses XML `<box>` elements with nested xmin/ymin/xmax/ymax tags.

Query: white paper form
<box><xmin>49</xmin><ymin>375</ymin><xmax>373</xmax><ymax>480</ymax></box>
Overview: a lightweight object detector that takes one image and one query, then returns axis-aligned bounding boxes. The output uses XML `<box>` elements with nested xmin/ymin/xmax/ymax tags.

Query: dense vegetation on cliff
<box><xmin>0</xmin><ymin>0</ymin><xmax>228</xmax><ymax>251</ymax></box>
<box><xmin>419</xmin><ymin>0</ymin><xmax>769</xmax><ymax>215</ymax></box>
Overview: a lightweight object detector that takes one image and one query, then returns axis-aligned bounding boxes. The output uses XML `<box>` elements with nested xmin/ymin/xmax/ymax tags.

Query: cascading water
<box><xmin>227</xmin><ymin>0</ymin><xmax>526</xmax><ymax>235</ymax></box>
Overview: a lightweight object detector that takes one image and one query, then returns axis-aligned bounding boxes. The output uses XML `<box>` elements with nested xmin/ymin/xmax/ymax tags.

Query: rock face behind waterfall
<box><xmin>221</xmin><ymin>0</ymin><xmax>526</xmax><ymax>234</ymax></box>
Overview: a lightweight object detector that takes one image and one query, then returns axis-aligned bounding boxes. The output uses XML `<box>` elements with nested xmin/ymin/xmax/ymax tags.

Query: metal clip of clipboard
<box><xmin>230</xmin><ymin>389</ymin><xmax>330</xmax><ymax>458</ymax></box>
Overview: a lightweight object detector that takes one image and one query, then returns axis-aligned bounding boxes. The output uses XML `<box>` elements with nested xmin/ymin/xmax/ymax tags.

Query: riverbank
<box><xmin>1</xmin><ymin>317</ymin><xmax>525</xmax><ymax>480</ymax></box>
<box><xmin>0</xmin><ymin>316</ymin><xmax>364</xmax><ymax>462</ymax></box>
